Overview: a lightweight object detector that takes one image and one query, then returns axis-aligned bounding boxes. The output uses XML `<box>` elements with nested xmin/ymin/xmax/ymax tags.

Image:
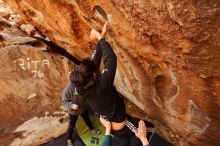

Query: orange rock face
<box><xmin>4</xmin><ymin>0</ymin><xmax>220</xmax><ymax>145</ymax></box>
<box><xmin>0</xmin><ymin>12</ymin><xmax>75</xmax><ymax>145</ymax></box>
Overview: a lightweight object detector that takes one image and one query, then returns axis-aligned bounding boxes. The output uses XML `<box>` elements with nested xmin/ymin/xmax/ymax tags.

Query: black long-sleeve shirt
<box><xmin>86</xmin><ymin>38</ymin><xmax>126</xmax><ymax>122</ymax></box>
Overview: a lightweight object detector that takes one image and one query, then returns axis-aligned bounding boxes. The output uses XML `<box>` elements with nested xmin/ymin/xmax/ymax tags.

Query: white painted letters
<box><xmin>15</xmin><ymin>58</ymin><xmax>50</xmax><ymax>78</ymax></box>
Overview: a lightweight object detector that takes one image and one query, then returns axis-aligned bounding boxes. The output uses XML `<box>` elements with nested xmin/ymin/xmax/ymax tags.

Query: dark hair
<box><xmin>69</xmin><ymin>59</ymin><xmax>97</xmax><ymax>92</ymax></box>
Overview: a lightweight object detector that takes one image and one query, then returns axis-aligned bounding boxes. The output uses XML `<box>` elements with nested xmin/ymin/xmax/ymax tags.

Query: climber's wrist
<box><xmin>97</xmin><ymin>35</ymin><xmax>103</xmax><ymax>40</ymax></box>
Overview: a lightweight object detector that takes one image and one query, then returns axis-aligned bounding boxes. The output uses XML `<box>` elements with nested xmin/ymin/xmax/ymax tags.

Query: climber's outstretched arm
<box><xmin>90</xmin><ymin>21</ymin><xmax>109</xmax><ymax>69</ymax></box>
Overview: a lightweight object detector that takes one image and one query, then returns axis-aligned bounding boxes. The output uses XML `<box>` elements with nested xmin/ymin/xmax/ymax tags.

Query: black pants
<box><xmin>69</xmin><ymin>130</ymin><xmax>86</xmax><ymax>146</ymax></box>
<box><xmin>67</xmin><ymin>110</ymin><xmax>94</xmax><ymax>140</ymax></box>
<box><xmin>108</xmin><ymin>135</ymin><xmax>143</xmax><ymax>146</ymax></box>
<box><xmin>111</xmin><ymin>115</ymin><xmax>155</xmax><ymax>146</ymax></box>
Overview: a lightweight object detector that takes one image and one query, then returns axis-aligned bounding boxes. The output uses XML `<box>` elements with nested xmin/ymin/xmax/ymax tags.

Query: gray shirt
<box><xmin>61</xmin><ymin>81</ymin><xmax>87</xmax><ymax>115</ymax></box>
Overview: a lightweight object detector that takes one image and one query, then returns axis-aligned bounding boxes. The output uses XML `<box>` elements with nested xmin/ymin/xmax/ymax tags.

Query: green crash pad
<box><xmin>40</xmin><ymin>116</ymin><xmax>173</xmax><ymax>146</ymax></box>
<box><xmin>76</xmin><ymin>115</ymin><xmax>105</xmax><ymax>146</ymax></box>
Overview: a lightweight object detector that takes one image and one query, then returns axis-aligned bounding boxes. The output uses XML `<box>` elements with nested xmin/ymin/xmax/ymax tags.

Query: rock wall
<box><xmin>0</xmin><ymin>5</ymin><xmax>75</xmax><ymax>145</ymax></box>
<box><xmin>3</xmin><ymin>0</ymin><xmax>220</xmax><ymax>146</ymax></box>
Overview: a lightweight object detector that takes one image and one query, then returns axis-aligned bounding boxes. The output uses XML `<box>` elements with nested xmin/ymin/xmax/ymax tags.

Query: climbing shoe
<box><xmin>67</xmin><ymin>141</ymin><xmax>73</xmax><ymax>146</ymax></box>
<box><xmin>91</xmin><ymin>129</ymin><xmax>101</xmax><ymax>134</ymax></box>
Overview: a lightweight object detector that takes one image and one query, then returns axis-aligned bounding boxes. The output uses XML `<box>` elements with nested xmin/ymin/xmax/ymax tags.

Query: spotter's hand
<box><xmin>71</xmin><ymin>104</ymin><xmax>79</xmax><ymax>110</ymax></box>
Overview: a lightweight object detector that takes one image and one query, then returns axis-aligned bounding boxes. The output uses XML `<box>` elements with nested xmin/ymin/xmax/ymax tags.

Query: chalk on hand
<box><xmin>107</xmin><ymin>14</ymin><xmax>112</xmax><ymax>24</ymax></box>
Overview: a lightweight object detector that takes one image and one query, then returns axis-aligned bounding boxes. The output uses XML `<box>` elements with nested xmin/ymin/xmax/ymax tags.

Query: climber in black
<box><xmin>62</xmin><ymin>74</ymin><xmax>100</xmax><ymax>146</ymax></box>
<box><xmin>69</xmin><ymin>21</ymin><xmax>154</xmax><ymax>146</ymax></box>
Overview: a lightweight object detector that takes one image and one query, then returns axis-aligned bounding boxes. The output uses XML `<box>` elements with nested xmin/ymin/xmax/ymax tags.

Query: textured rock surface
<box><xmin>0</xmin><ymin>10</ymin><xmax>74</xmax><ymax>145</ymax></box>
<box><xmin>3</xmin><ymin>0</ymin><xmax>220</xmax><ymax>146</ymax></box>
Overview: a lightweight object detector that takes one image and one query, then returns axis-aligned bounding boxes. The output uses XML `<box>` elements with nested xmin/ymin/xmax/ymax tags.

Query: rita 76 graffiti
<box><xmin>14</xmin><ymin>58</ymin><xmax>50</xmax><ymax>78</ymax></box>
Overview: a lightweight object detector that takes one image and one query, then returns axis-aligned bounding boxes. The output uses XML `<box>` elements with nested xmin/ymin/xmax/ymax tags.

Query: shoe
<box><xmin>91</xmin><ymin>129</ymin><xmax>101</xmax><ymax>134</ymax></box>
<box><xmin>67</xmin><ymin>141</ymin><xmax>73</xmax><ymax>146</ymax></box>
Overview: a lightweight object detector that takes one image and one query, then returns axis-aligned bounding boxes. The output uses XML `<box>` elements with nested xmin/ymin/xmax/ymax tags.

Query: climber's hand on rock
<box><xmin>101</xmin><ymin>21</ymin><xmax>109</xmax><ymax>36</ymax></box>
<box><xmin>90</xmin><ymin>29</ymin><xmax>102</xmax><ymax>42</ymax></box>
<box><xmin>71</xmin><ymin>104</ymin><xmax>79</xmax><ymax>110</ymax></box>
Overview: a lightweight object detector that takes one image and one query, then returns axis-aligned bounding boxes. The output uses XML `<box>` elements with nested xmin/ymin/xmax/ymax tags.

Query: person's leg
<box><xmin>72</xmin><ymin>130</ymin><xmax>86</xmax><ymax>146</ymax></box>
<box><xmin>67</xmin><ymin>114</ymin><xmax>78</xmax><ymax>145</ymax></box>
<box><xmin>81</xmin><ymin>110</ymin><xmax>94</xmax><ymax>130</ymax></box>
<box><xmin>81</xmin><ymin>110</ymin><xmax>100</xmax><ymax>134</ymax></box>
